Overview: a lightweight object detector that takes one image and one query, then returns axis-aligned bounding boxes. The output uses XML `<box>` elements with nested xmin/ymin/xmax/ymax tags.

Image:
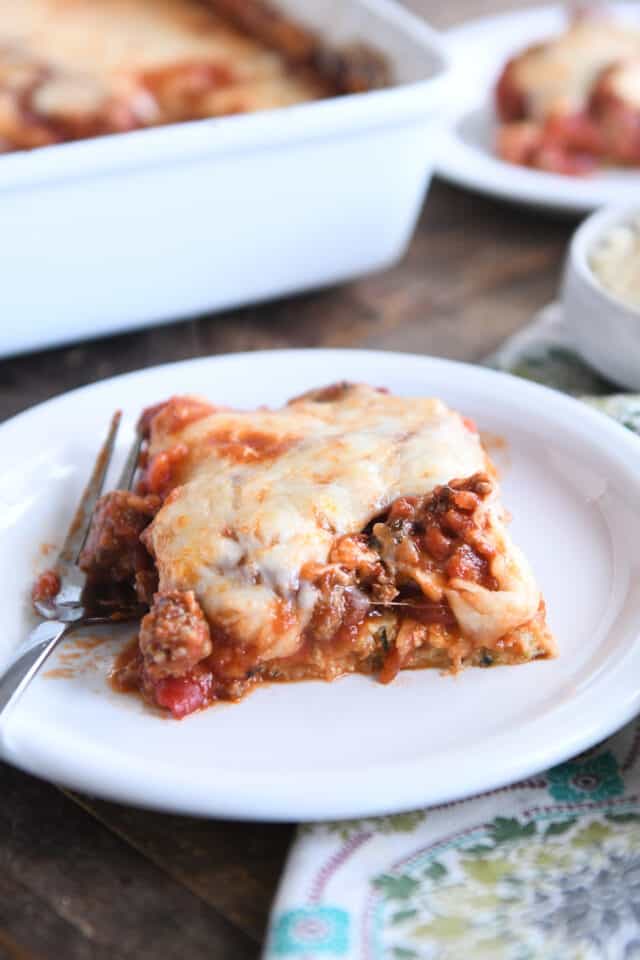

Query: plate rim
<box><xmin>2</xmin><ymin>347</ymin><xmax>640</xmax><ymax>821</ymax></box>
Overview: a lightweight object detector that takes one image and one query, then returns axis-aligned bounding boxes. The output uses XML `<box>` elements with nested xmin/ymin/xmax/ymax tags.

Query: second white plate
<box><xmin>1</xmin><ymin>349</ymin><xmax>640</xmax><ymax>820</ymax></box>
<box><xmin>437</xmin><ymin>3</ymin><xmax>640</xmax><ymax>214</ymax></box>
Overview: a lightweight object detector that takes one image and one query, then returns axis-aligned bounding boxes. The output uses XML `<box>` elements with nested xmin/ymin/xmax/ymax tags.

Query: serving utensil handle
<box><xmin>0</xmin><ymin>620</ymin><xmax>71</xmax><ymax>718</ymax></box>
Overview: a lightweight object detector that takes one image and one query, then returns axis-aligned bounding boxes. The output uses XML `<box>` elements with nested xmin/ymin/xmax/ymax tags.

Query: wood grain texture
<box><xmin>0</xmin><ymin>1</ymin><xmax>576</xmax><ymax>956</ymax></box>
<box><xmin>0</xmin><ymin>764</ymin><xmax>256</xmax><ymax>959</ymax></box>
<box><xmin>65</xmin><ymin>792</ymin><xmax>292</xmax><ymax>945</ymax></box>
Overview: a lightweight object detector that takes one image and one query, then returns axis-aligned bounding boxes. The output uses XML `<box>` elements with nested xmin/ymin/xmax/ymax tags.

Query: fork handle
<box><xmin>0</xmin><ymin>620</ymin><xmax>72</xmax><ymax>719</ymax></box>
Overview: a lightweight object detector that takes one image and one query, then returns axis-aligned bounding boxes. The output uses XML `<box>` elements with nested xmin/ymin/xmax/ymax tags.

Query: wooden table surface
<box><xmin>0</xmin><ymin>2</ymin><xmax>577</xmax><ymax>957</ymax></box>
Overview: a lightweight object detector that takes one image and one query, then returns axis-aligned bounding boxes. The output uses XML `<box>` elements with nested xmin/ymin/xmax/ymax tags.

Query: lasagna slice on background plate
<box><xmin>76</xmin><ymin>383</ymin><xmax>555</xmax><ymax>719</ymax></box>
<box><xmin>495</xmin><ymin>11</ymin><xmax>640</xmax><ymax>174</ymax></box>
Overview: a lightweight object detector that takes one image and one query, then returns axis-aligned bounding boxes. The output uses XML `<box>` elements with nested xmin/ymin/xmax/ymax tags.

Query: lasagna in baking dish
<box><xmin>77</xmin><ymin>383</ymin><xmax>556</xmax><ymax>718</ymax></box>
<box><xmin>495</xmin><ymin>13</ymin><xmax>640</xmax><ymax>175</ymax></box>
<box><xmin>0</xmin><ymin>0</ymin><xmax>386</xmax><ymax>152</ymax></box>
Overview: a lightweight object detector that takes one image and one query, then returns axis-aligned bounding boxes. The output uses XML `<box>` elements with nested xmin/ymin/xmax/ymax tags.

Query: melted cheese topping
<box><xmin>609</xmin><ymin>57</ymin><xmax>640</xmax><ymax>109</ymax></box>
<box><xmin>512</xmin><ymin>18</ymin><xmax>640</xmax><ymax>118</ymax></box>
<box><xmin>0</xmin><ymin>0</ymin><xmax>322</xmax><ymax>135</ymax></box>
<box><xmin>145</xmin><ymin>385</ymin><xmax>542</xmax><ymax>663</ymax></box>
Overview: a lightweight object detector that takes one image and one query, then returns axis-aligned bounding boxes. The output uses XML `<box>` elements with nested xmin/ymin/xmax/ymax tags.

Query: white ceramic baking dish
<box><xmin>0</xmin><ymin>0</ymin><xmax>448</xmax><ymax>358</ymax></box>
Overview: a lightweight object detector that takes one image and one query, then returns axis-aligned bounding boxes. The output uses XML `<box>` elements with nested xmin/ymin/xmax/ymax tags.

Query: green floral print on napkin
<box><xmin>489</xmin><ymin>302</ymin><xmax>640</xmax><ymax>434</ymax></box>
<box><xmin>373</xmin><ymin>808</ymin><xmax>640</xmax><ymax>960</ymax></box>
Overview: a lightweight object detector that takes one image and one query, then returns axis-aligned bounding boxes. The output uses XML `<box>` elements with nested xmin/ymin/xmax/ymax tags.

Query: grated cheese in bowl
<box><xmin>589</xmin><ymin>214</ymin><xmax>640</xmax><ymax>311</ymax></box>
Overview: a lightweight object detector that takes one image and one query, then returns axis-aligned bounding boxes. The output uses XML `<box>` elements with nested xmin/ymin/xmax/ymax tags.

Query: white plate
<box><xmin>2</xmin><ymin>349</ymin><xmax>640</xmax><ymax>821</ymax></box>
<box><xmin>437</xmin><ymin>4</ymin><xmax>640</xmax><ymax>214</ymax></box>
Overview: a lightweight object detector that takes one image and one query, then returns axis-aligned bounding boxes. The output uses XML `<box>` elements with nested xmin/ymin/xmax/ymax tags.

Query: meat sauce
<box><xmin>140</xmin><ymin>444</ymin><xmax>189</xmax><ymax>498</ymax></box>
<box><xmin>32</xmin><ymin>569</ymin><xmax>61</xmax><ymax>604</ymax></box>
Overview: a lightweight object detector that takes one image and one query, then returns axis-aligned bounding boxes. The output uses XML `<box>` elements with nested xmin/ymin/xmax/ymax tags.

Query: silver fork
<box><xmin>0</xmin><ymin>413</ymin><xmax>146</xmax><ymax>719</ymax></box>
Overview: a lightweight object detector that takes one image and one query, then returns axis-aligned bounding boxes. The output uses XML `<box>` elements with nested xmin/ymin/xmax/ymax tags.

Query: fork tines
<box><xmin>116</xmin><ymin>425</ymin><xmax>144</xmax><ymax>492</ymax></box>
<box><xmin>57</xmin><ymin>411</ymin><xmax>122</xmax><ymax>569</ymax></box>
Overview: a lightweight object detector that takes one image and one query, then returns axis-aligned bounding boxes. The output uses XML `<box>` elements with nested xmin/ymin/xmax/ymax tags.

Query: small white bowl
<box><xmin>562</xmin><ymin>205</ymin><xmax>640</xmax><ymax>391</ymax></box>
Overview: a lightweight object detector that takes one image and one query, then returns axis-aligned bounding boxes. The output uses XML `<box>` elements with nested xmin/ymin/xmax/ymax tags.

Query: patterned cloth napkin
<box><xmin>263</xmin><ymin>307</ymin><xmax>640</xmax><ymax>960</ymax></box>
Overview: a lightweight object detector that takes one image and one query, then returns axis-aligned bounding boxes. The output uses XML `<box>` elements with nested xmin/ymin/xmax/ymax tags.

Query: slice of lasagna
<box><xmin>79</xmin><ymin>383</ymin><xmax>556</xmax><ymax>718</ymax></box>
<box><xmin>495</xmin><ymin>13</ymin><xmax>640</xmax><ymax>174</ymax></box>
